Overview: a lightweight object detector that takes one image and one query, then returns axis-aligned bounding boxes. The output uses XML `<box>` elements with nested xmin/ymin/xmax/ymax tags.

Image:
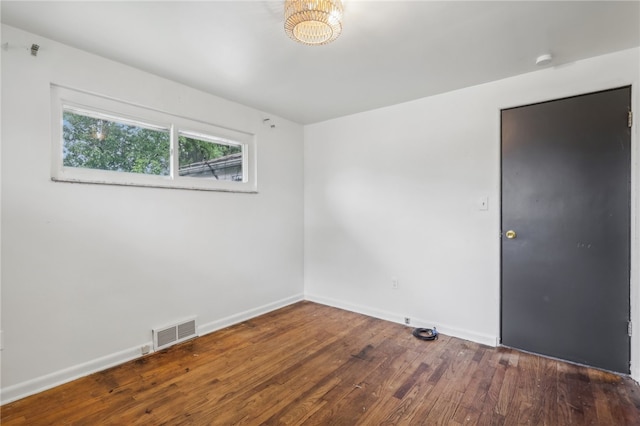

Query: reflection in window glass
<box><xmin>178</xmin><ymin>134</ymin><xmax>243</xmax><ymax>181</ymax></box>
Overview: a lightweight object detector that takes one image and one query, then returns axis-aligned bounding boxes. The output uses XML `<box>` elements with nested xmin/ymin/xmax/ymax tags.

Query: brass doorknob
<box><xmin>505</xmin><ymin>230</ymin><xmax>517</xmax><ymax>239</ymax></box>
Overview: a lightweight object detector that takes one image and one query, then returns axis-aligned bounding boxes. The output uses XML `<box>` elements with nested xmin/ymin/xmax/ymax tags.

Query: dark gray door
<box><xmin>501</xmin><ymin>87</ymin><xmax>631</xmax><ymax>373</ymax></box>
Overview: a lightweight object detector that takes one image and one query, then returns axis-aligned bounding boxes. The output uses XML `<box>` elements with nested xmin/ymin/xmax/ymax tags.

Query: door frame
<box><xmin>497</xmin><ymin>83</ymin><xmax>638</xmax><ymax>378</ymax></box>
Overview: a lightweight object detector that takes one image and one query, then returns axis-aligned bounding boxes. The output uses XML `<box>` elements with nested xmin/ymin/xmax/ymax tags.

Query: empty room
<box><xmin>1</xmin><ymin>1</ymin><xmax>639</xmax><ymax>424</ymax></box>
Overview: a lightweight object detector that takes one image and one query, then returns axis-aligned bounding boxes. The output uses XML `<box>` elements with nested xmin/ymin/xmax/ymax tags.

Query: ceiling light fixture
<box><xmin>284</xmin><ymin>0</ymin><xmax>343</xmax><ymax>46</ymax></box>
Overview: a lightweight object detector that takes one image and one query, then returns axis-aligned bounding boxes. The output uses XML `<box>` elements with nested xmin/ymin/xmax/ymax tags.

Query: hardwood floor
<box><xmin>2</xmin><ymin>301</ymin><xmax>639</xmax><ymax>425</ymax></box>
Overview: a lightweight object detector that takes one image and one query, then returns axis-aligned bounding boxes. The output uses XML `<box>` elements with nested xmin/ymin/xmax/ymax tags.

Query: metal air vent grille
<box><xmin>153</xmin><ymin>317</ymin><xmax>198</xmax><ymax>350</ymax></box>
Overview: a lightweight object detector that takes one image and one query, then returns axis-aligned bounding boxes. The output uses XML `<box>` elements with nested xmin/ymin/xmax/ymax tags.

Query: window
<box><xmin>178</xmin><ymin>132</ymin><xmax>243</xmax><ymax>181</ymax></box>
<box><xmin>51</xmin><ymin>85</ymin><xmax>257</xmax><ymax>192</ymax></box>
<box><xmin>63</xmin><ymin>108</ymin><xmax>171</xmax><ymax>176</ymax></box>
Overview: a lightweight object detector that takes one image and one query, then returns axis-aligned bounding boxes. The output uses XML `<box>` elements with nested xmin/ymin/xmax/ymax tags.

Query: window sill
<box><xmin>51</xmin><ymin>175</ymin><xmax>258</xmax><ymax>194</ymax></box>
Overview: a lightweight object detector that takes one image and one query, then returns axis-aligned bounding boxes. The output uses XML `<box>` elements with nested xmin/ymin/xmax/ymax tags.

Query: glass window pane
<box><xmin>62</xmin><ymin>111</ymin><xmax>170</xmax><ymax>176</ymax></box>
<box><xmin>178</xmin><ymin>134</ymin><xmax>243</xmax><ymax>181</ymax></box>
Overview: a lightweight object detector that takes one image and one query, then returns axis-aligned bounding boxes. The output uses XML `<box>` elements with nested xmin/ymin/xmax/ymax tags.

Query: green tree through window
<box><xmin>54</xmin><ymin>86</ymin><xmax>255</xmax><ymax>192</ymax></box>
<box><xmin>63</xmin><ymin>111</ymin><xmax>170</xmax><ymax>176</ymax></box>
<box><xmin>179</xmin><ymin>135</ymin><xmax>240</xmax><ymax>166</ymax></box>
<box><xmin>178</xmin><ymin>135</ymin><xmax>242</xmax><ymax>179</ymax></box>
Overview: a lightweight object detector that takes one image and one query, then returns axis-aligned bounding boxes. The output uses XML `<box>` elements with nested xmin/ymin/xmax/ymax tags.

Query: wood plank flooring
<box><xmin>2</xmin><ymin>301</ymin><xmax>639</xmax><ymax>425</ymax></box>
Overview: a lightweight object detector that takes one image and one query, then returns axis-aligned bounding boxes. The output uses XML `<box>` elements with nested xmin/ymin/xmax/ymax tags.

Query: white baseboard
<box><xmin>0</xmin><ymin>342</ymin><xmax>152</xmax><ymax>405</ymax></box>
<box><xmin>305</xmin><ymin>293</ymin><xmax>497</xmax><ymax>347</ymax></box>
<box><xmin>198</xmin><ymin>294</ymin><xmax>304</xmax><ymax>336</ymax></box>
<box><xmin>1</xmin><ymin>293</ymin><xmax>305</xmax><ymax>406</ymax></box>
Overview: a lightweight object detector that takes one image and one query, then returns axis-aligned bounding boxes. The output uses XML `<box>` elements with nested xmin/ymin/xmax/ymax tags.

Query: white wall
<box><xmin>0</xmin><ymin>25</ymin><xmax>305</xmax><ymax>403</ymax></box>
<box><xmin>304</xmin><ymin>48</ymin><xmax>640</xmax><ymax>381</ymax></box>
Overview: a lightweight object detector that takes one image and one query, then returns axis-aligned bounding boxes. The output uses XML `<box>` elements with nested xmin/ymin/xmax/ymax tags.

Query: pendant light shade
<box><xmin>284</xmin><ymin>0</ymin><xmax>343</xmax><ymax>46</ymax></box>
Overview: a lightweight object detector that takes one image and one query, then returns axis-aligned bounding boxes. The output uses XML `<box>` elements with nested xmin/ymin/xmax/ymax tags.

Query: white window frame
<box><xmin>51</xmin><ymin>85</ymin><xmax>257</xmax><ymax>193</ymax></box>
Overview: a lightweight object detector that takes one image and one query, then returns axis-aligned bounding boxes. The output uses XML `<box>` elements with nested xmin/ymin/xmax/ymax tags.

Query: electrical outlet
<box><xmin>404</xmin><ymin>317</ymin><xmax>411</xmax><ymax>325</ymax></box>
<box><xmin>392</xmin><ymin>277</ymin><xmax>399</xmax><ymax>289</ymax></box>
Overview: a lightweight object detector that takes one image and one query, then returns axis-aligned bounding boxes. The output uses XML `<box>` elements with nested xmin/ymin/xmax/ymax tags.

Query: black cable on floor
<box><xmin>412</xmin><ymin>327</ymin><xmax>438</xmax><ymax>341</ymax></box>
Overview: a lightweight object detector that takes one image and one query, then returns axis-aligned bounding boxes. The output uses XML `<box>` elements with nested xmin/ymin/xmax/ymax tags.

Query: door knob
<box><xmin>505</xmin><ymin>230</ymin><xmax>517</xmax><ymax>239</ymax></box>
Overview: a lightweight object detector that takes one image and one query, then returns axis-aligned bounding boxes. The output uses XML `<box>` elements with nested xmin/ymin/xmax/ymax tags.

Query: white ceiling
<box><xmin>2</xmin><ymin>1</ymin><xmax>639</xmax><ymax>124</ymax></box>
